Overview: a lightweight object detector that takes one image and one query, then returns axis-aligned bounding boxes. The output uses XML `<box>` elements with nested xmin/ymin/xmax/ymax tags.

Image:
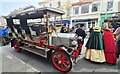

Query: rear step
<box><xmin>20</xmin><ymin>46</ymin><xmax>49</xmax><ymax>58</ymax></box>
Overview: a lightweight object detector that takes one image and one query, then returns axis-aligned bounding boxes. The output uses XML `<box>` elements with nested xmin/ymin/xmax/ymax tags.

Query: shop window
<box><xmin>81</xmin><ymin>5</ymin><xmax>89</xmax><ymax>13</ymax></box>
<box><xmin>107</xmin><ymin>1</ymin><xmax>113</xmax><ymax>11</ymax></box>
<box><xmin>88</xmin><ymin>22</ymin><xmax>91</xmax><ymax>28</ymax></box>
<box><xmin>92</xmin><ymin>2</ymin><xmax>100</xmax><ymax>12</ymax></box>
<box><xmin>73</xmin><ymin>7</ymin><xmax>79</xmax><ymax>14</ymax></box>
<box><xmin>92</xmin><ymin>21</ymin><xmax>95</xmax><ymax>27</ymax></box>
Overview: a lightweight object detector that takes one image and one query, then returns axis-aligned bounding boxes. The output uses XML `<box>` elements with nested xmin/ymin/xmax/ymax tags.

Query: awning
<box><xmin>50</xmin><ymin>20</ymin><xmax>70</xmax><ymax>25</ymax></box>
<box><xmin>72</xmin><ymin>18</ymin><xmax>98</xmax><ymax>22</ymax></box>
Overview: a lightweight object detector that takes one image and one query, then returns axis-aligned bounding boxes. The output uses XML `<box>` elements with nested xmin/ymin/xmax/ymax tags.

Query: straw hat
<box><xmin>93</xmin><ymin>26</ymin><xmax>101</xmax><ymax>30</ymax></box>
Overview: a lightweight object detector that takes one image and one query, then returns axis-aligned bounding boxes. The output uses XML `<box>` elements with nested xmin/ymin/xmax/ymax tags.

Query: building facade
<box><xmin>38</xmin><ymin>0</ymin><xmax>120</xmax><ymax>30</ymax></box>
<box><xmin>71</xmin><ymin>0</ymin><xmax>101</xmax><ymax>30</ymax></box>
<box><xmin>100</xmin><ymin>0</ymin><xmax>120</xmax><ymax>27</ymax></box>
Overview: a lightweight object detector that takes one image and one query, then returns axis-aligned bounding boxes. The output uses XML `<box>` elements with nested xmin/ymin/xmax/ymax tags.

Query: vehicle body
<box><xmin>5</xmin><ymin>7</ymin><xmax>82</xmax><ymax>72</ymax></box>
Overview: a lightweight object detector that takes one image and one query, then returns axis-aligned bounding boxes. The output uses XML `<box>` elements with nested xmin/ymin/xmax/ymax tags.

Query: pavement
<box><xmin>0</xmin><ymin>46</ymin><xmax>39</xmax><ymax>73</ymax></box>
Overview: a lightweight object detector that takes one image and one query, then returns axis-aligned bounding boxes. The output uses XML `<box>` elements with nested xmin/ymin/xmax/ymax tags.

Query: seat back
<box><xmin>29</xmin><ymin>26</ymin><xmax>37</xmax><ymax>36</ymax></box>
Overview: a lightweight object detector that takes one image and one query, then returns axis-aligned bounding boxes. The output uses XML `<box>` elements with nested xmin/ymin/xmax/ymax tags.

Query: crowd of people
<box><xmin>85</xmin><ymin>26</ymin><xmax>119</xmax><ymax>64</ymax></box>
<box><xmin>60</xmin><ymin>23</ymin><xmax>120</xmax><ymax>65</ymax></box>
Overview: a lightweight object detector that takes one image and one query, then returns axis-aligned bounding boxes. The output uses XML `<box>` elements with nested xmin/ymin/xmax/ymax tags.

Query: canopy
<box><xmin>5</xmin><ymin>7</ymin><xmax>64</xmax><ymax>34</ymax></box>
<box><xmin>5</xmin><ymin>7</ymin><xmax>65</xmax><ymax>19</ymax></box>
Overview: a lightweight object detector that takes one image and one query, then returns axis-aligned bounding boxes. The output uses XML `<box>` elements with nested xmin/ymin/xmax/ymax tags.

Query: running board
<box><xmin>20</xmin><ymin>46</ymin><xmax>49</xmax><ymax>58</ymax></box>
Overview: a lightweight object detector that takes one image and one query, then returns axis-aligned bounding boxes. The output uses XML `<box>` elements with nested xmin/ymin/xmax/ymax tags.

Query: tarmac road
<box><xmin>1</xmin><ymin>44</ymin><xmax>119</xmax><ymax>73</ymax></box>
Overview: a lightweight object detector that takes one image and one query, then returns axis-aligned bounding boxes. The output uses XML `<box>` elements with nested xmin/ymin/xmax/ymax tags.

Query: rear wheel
<box><xmin>52</xmin><ymin>50</ymin><xmax>72</xmax><ymax>72</ymax></box>
<box><xmin>13</xmin><ymin>40</ymin><xmax>21</xmax><ymax>52</ymax></box>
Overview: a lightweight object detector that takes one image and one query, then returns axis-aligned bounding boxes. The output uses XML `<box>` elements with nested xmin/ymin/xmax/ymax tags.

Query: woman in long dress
<box><xmin>102</xmin><ymin>28</ymin><xmax>117</xmax><ymax>64</ymax></box>
<box><xmin>85</xmin><ymin>26</ymin><xmax>106</xmax><ymax>63</ymax></box>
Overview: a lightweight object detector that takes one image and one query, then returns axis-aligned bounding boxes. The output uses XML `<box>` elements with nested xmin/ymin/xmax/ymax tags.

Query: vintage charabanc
<box><xmin>5</xmin><ymin>7</ymin><xmax>83</xmax><ymax>72</ymax></box>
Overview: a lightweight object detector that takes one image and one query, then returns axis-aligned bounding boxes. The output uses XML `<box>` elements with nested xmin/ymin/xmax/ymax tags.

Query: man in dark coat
<box><xmin>75</xmin><ymin>24</ymin><xmax>86</xmax><ymax>55</ymax></box>
<box><xmin>75</xmin><ymin>24</ymin><xmax>86</xmax><ymax>44</ymax></box>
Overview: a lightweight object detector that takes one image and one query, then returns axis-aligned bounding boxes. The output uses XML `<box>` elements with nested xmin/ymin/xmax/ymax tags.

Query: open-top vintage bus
<box><xmin>5</xmin><ymin>7</ymin><xmax>83</xmax><ymax>72</ymax></box>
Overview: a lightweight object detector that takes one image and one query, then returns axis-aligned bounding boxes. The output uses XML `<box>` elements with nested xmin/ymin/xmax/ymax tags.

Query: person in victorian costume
<box><xmin>102</xmin><ymin>28</ymin><xmax>117</xmax><ymax>64</ymax></box>
<box><xmin>114</xmin><ymin>27</ymin><xmax>120</xmax><ymax>59</ymax></box>
<box><xmin>85</xmin><ymin>26</ymin><xmax>106</xmax><ymax>63</ymax></box>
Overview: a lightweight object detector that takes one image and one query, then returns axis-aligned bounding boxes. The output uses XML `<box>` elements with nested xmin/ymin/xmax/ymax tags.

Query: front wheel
<box><xmin>13</xmin><ymin>40</ymin><xmax>21</xmax><ymax>52</ymax></box>
<box><xmin>52</xmin><ymin>50</ymin><xmax>72</xmax><ymax>72</ymax></box>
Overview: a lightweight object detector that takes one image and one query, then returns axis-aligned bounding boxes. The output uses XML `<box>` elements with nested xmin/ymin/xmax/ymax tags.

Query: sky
<box><xmin>0</xmin><ymin>0</ymin><xmax>45</xmax><ymax>16</ymax></box>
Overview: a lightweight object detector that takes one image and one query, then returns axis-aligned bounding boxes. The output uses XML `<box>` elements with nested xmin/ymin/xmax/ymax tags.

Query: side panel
<box><xmin>52</xmin><ymin>37</ymin><xmax>70</xmax><ymax>46</ymax></box>
<box><xmin>51</xmin><ymin>33</ymin><xmax>75</xmax><ymax>47</ymax></box>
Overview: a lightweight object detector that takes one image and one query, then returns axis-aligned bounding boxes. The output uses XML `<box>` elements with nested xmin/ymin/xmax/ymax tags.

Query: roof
<box><xmin>5</xmin><ymin>7</ymin><xmax>65</xmax><ymax>19</ymax></box>
<box><xmin>72</xmin><ymin>0</ymin><xmax>100</xmax><ymax>6</ymax></box>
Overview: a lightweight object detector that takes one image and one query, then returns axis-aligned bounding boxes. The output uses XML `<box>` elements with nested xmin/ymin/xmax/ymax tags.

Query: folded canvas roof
<box><xmin>5</xmin><ymin>7</ymin><xmax>65</xmax><ymax>19</ymax></box>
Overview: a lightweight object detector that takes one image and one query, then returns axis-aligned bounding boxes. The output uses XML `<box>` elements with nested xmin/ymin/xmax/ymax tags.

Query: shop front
<box><xmin>72</xmin><ymin>18</ymin><xmax>98</xmax><ymax>31</ymax></box>
<box><xmin>100</xmin><ymin>12</ymin><xmax>120</xmax><ymax>28</ymax></box>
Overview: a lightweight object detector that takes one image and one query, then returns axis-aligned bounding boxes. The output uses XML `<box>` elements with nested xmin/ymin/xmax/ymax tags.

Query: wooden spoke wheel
<box><xmin>52</xmin><ymin>50</ymin><xmax>72</xmax><ymax>72</ymax></box>
<box><xmin>13</xmin><ymin>40</ymin><xmax>21</xmax><ymax>52</ymax></box>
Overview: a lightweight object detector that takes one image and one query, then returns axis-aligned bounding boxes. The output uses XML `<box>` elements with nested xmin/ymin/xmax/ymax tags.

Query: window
<box><xmin>67</xmin><ymin>9</ymin><xmax>70</xmax><ymax>16</ymax></box>
<box><xmin>71</xmin><ymin>0</ymin><xmax>80</xmax><ymax>3</ymax></box>
<box><xmin>49</xmin><ymin>3</ymin><xmax>52</xmax><ymax>7</ymax></box>
<box><xmin>107</xmin><ymin>1</ymin><xmax>113</xmax><ymax>11</ymax></box>
<box><xmin>58</xmin><ymin>1</ymin><xmax>61</xmax><ymax>7</ymax></box>
<box><xmin>81</xmin><ymin>5</ymin><xmax>89</xmax><ymax>13</ymax></box>
<box><xmin>73</xmin><ymin>7</ymin><xmax>79</xmax><ymax>14</ymax></box>
<box><xmin>92</xmin><ymin>2</ymin><xmax>100</xmax><ymax>12</ymax></box>
<box><xmin>0</xmin><ymin>22</ymin><xmax>2</xmax><ymax>26</ymax></box>
<box><xmin>43</xmin><ymin>5</ymin><xmax>45</xmax><ymax>7</ymax></box>
<box><xmin>13</xmin><ymin>19</ymin><xmax>20</xmax><ymax>25</ymax></box>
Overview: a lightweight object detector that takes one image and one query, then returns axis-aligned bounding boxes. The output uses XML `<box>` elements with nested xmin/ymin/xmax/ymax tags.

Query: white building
<box><xmin>70</xmin><ymin>0</ymin><xmax>120</xmax><ymax>30</ymax></box>
<box><xmin>71</xmin><ymin>0</ymin><xmax>101</xmax><ymax>31</ymax></box>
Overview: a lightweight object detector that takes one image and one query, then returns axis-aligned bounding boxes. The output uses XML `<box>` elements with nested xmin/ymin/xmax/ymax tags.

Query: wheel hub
<box><xmin>15</xmin><ymin>44</ymin><xmax>17</xmax><ymax>47</ymax></box>
<box><xmin>58</xmin><ymin>61</ymin><xmax>62</xmax><ymax>64</ymax></box>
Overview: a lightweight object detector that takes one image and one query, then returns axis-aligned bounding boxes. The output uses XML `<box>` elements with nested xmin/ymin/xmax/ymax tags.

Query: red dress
<box><xmin>103</xmin><ymin>31</ymin><xmax>117</xmax><ymax>64</ymax></box>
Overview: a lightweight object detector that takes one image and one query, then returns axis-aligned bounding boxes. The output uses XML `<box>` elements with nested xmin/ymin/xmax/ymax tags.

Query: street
<box><xmin>1</xmin><ymin>44</ymin><xmax>119</xmax><ymax>73</ymax></box>
<box><xmin>0</xmin><ymin>0</ymin><xmax>120</xmax><ymax>73</ymax></box>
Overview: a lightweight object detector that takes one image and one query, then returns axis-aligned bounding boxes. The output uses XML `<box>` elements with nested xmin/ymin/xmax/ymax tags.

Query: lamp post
<box><xmin>105</xmin><ymin>0</ymin><xmax>108</xmax><ymax>19</ymax></box>
<box><xmin>67</xmin><ymin>0</ymin><xmax>71</xmax><ymax>32</ymax></box>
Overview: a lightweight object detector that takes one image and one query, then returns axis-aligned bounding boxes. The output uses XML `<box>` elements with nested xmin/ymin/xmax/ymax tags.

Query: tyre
<box><xmin>2</xmin><ymin>37</ymin><xmax>6</xmax><ymax>46</ymax></box>
<box><xmin>13</xmin><ymin>40</ymin><xmax>21</xmax><ymax>52</ymax></box>
<box><xmin>52</xmin><ymin>50</ymin><xmax>72</xmax><ymax>72</ymax></box>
